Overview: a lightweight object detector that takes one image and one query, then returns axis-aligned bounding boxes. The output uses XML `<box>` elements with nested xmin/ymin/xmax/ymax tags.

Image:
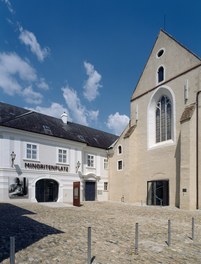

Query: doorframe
<box><xmin>147</xmin><ymin>179</ymin><xmax>169</xmax><ymax>206</ymax></box>
<box><xmin>84</xmin><ymin>180</ymin><xmax>97</xmax><ymax>201</ymax></box>
<box><xmin>35</xmin><ymin>178</ymin><xmax>59</xmax><ymax>202</ymax></box>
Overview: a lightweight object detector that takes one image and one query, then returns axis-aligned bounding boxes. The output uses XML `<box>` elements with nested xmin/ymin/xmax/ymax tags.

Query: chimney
<box><xmin>61</xmin><ymin>112</ymin><xmax>68</xmax><ymax>124</ymax></box>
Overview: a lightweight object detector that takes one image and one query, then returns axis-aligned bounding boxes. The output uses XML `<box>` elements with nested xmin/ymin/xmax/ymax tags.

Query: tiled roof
<box><xmin>0</xmin><ymin>102</ymin><xmax>118</xmax><ymax>149</ymax></box>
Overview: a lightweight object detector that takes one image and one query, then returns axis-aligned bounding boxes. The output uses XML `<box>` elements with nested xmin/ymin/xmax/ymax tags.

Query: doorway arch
<box><xmin>35</xmin><ymin>179</ymin><xmax>59</xmax><ymax>202</ymax></box>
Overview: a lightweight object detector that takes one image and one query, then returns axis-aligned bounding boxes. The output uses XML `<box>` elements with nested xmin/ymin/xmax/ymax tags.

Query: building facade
<box><xmin>109</xmin><ymin>30</ymin><xmax>201</xmax><ymax>210</ymax></box>
<box><xmin>0</xmin><ymin>102</ymin><xmax>117</xmax><ymax>204</ymax></box>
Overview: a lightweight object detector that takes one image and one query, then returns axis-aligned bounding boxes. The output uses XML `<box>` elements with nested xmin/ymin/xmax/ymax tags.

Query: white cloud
<box><xmin>106</xmin><ymin>112</ymin><xmax>129</xmax><ymax>135</ymax></box>
<box><xmin>29</xmin><ymin>102</ymin><xmax>70</xmax><ymax>119</ymax></box>
<box><xmin>0</xmin><ymin>52</ymin><xmax>49</xmax><ymax>104</ymax></box>
<box><xmin>37</xmin><ymin>78</ymin><xmax>49</xmax><ymax>90</ymax></box>
<box><xmin>2</xmin><ymin>0</ymin><xmax>14</xmax><ymax>14</ymax></box>
<box><xmin>83</xmin><ymin>61</ymin><xmax>102</xmax><ymax>101</ymax></box>
<box><xmin>62</xmin><ymin>85</ymin><xmax>88</xmax><ymax>125</ymax></box>
<box><xmin>19</xmin><ymin>28</ymin><xmax>50</xmax><ymax>62</ymax></box>
<box><xmin>88</xmin><ymin>110</ymin><xmax>99</xmax><ymax>121</ymax></box>
<box><xmin>22</xmin><ymin>86</ymin><xmax>43</xmax><ymax>104</ymax></box>
<box><xmin>0</xmin><ymin>52</ymin><xmax>36</xmax><ymax>95</ymax></box>
<box><xmin>62</xmin><ymin>85</ymin><xmax>99</xmax><ymax>126</ymax></box>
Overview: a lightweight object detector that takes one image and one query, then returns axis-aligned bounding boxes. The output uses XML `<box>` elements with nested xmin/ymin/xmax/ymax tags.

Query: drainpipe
<box><xmin>196</xmin><ymin>91</ymin><xmax>201</xmax><ymax>209</ymax></box>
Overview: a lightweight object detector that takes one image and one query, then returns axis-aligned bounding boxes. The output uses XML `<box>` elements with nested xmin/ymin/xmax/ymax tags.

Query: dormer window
<box><xmin>158</xmin><ymin>66</ymin><xmax>164</xmax><ymax>83</ymax></box>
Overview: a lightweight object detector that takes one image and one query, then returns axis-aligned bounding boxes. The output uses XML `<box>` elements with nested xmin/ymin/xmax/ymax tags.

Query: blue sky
<box><xmin>1</xmin><ymin>0</ymin><xmax>201</xmax><ymax>135</ymax></box>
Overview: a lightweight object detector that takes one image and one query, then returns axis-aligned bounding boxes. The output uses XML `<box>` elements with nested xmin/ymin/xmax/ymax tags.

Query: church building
<box><xmin>109</xmin><ymin>30</ymin><xmax>201</xmax><ymax>210</ymax></box>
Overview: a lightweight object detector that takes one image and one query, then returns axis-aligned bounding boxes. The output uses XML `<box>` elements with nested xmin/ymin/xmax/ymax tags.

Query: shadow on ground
<box><xmin>0</xmin><ymin>203</ymin><xmax>64</xmax><ymax>262</ymax></box>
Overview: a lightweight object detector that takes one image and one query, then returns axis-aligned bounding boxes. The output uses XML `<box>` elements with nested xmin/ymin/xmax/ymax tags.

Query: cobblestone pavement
<box><xmin>1</xmin><ymin>201</ymin><xmax>201</xmax><ymax>264</ymax></box>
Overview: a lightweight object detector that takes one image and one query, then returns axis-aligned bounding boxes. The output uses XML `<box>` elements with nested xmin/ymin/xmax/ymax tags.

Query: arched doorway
<box><xmin>35</xmin><ymin>179</ymin><xmax>59</xmax><ymax>202</ymax></box>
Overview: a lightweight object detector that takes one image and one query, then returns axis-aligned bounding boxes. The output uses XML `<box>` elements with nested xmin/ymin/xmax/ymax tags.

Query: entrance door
<box><xmin>73</xmin><ymin>182</ymin><xmax>80</xmax><ymax>206</ymax></box>
<box><xmin>147</xmin><ymin>180</ymin><xmax>169</xmax><ymax>206</ymax></box>
<box><xmin>85</xmin><ymin>181</ymin><xmax>95</xmax><ymax>201</ymax></box>
<box><xmin>35</xmin><ymin>179</ymin><xmax>59</xmax><ymax>202</ymax></box>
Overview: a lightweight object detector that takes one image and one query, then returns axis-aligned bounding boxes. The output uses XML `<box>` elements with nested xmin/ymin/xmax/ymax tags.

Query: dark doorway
<box><xmin>35</xmin><ymin>179</ymin><xmax>59</xmax><ymax>202</ymax></box>
<box><xmin>147</xmin><ymin>180</ymin><xmax>169</xmax><ymax>206</ymax></box>
<box><xmin>85</xmin><ymin>181</ymin><xmax>95</xmax><ymax>201</ymax></box>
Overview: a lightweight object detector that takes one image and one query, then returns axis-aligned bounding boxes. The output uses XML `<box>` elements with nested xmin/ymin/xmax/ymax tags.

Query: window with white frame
<box><xmin>58</xmin><ymin>148</ymin><xmax>67</xmax><ymax>163</ymax></box>
<box><xmin>117</xmin><ymin>160</ymin><xmax>123</xmax><ymax>171</ymax></box>
<box><xmin>104</xmin><ymin>158</ymin><xmax>108</xmax><ymax>170</ymax></box>
<box><xmin>87</xmin><ymin>154</ymin><xmax>94</xmax><ymax>167</ymax></box>
<box><xmin>156</xmin><ymin>95</ymin><xmax>172</xmax><ymax>143</ymax></box>
<box><xmin>26</xmin><ymin>143</ymin><xmax>38</xmax><ymax>160</ymax></box>
<box><xmin>104</xmin><ymin>182</ymin><xmax>108</xmax><ymax>191</ymax></box>
<box><xmin>157</xmin><ymin>66</ymin><xmax>164</xmax><ymax>83</ymax></box>
<box><xmin>147</xmin><ymin>86</ymin><xmax>175</xmax><ymax>148</ymax></box>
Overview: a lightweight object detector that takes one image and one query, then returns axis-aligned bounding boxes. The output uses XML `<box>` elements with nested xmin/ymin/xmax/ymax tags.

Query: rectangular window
<box><xmin>104</xmin><ymin>158</ymin><xmax>108</xmax><ymax>170</ymax></box>
<box><xmin>58</xmin><ymin>148</ymin><xmax>67</xmax><ymax>163</ymax></box>
<box><xmin>104</xmin><ymin>182</ymin><xmax>108</xmax><ymax>191</ymax></box>
<box><xmin>117</xmin><ymin>160</ymin><xmax>123</xmax><ymax>170</ymax></box>
<box><xmin>26</xmin><ymin>143</ymin><xmax>37</xmax><ymax>160</ymax></box>
<box><xmin>87</xmin><ymin>154</ymin><xmax>94</xmax><ymax>167</ymax></box>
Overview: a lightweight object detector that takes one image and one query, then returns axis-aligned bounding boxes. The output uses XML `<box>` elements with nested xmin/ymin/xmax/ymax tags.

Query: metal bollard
<box><xmin>192</xmin><ymin>217</ymin><xmax>195</xmax><ymax>240</ymax></box>
<box><xmin>10</xmin><ymin>236</ymin><xmax>15</xmax><ymax>264</ymax></box>
<box><xmin>168</xmin><ymin>220</ymin><xmax>171</xmax><ymax>246</ymax></box>
<box><xmin>87</xmin><ymin>227</ymin><xmax>91</xmax><ymax>264</ymax></box>
<box><xmin>135</xmin><ymin>223</ymin><xmax>139</xmax><ymax>255</ymax></box>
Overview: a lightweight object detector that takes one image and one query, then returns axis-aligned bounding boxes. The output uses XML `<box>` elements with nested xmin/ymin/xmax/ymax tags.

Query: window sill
<box><xmin>23</xmin><ymin>159</ymin><xmax>40</xmax><ymax>162</ymax></box>
<box><xmin>56</xmin><ymin>162</ymin><xmax>69</xmax><ymax>166</ymax></box>
<box><xmin>148</xmin><ymin>139</ymin><xmax>175</xmax><ymax>150</ymax></box>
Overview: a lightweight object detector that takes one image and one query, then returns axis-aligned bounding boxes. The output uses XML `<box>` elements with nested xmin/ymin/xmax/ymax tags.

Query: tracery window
<box><xmin>156</xmin><ymin>95</ymin><xmax>171</xmax><ymax>143</ymax></box>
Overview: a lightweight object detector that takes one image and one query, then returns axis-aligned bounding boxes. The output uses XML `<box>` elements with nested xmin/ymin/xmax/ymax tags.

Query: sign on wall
<box><xmin>9</xmin><ymin>177</ymin><xmax>28</xmax><ymax>199</ymax></box>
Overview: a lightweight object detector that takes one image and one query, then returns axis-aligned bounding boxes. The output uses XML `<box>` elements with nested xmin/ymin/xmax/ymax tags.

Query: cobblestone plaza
<box><xmin>1</xmin><ymin>202</ymin><xmax>201</xmax><ymax>263</ymax></box>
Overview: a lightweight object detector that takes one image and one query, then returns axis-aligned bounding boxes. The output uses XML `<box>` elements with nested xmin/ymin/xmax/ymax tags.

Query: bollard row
<box><xmin>134</xmin><ymin>217</ymin><xmax>196</xmax><ymax>255</ymax></box>
<box><xmin>7</xmin><ymin>218</ymin><xmax>196</xmax><ymax>263</ymax></box>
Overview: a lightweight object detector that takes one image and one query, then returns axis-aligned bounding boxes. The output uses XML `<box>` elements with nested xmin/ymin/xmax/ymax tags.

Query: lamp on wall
<box><xmin>11</xmin><ymin>151</ymin><xmax>16</xmax><ymax>167</ymax></box>
<box><xmin>76</xmin><ymin>161</ymin><xmax>81</xmax><ymax>173</ymax></box>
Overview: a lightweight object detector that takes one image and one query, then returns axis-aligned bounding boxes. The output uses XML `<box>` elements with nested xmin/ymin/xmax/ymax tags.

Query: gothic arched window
<box><xmin>156</xmin><ymin>95</ymin><xmax>171</xmax><ymax>143</ymax></box>
<box><xmin>158</xmin><ymin>66</ymin><xmax>164</xmax><ymax>83</ymax></box>
<box><xmin>118</xmin><ymin>145</ymin><xmax>122</xmax><ymax>154</ymax></box>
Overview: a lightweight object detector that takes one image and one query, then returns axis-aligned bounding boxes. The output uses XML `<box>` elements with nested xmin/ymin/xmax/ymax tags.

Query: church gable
<box><xmin>131</xmin><ymin>30</ymin><xmax>201</xmax><ymax>100</ymax></box>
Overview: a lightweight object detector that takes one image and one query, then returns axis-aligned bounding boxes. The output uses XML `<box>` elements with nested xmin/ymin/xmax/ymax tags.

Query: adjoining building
<box><xmin>109</xmin><ymin>30</ymin><xmax>201</xmax><ymax>210</ymax></box>
<box><xmin>0</xmin><ymin>102</ymin><xmax>118</xmax><ymax>204</ymax></box>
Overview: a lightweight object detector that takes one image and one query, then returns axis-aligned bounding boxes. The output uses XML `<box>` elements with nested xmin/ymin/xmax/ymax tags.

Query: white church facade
<box><xmin>109</xmin><ymin>30</ymin><xmax>201</xmax><ymax>210</ymax></box>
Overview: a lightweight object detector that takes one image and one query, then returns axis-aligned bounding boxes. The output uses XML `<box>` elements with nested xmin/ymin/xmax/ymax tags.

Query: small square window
<box><xmin>104</xmin><ymin>158</ymin><xmax>108</xmax><ymax>170</ymax></box>
<box><xmin>117</xmin><ymin>160</ymin><xmax>123</xmax><ymax>170</ymax></box>
<box><xmin>26</xmin><ymin>143</ymin><xmax>38</xmax><ymax>160</ymax></box>
<box><xmin>58</xmin><ymin>148</ymin><xmax>67</xmax><ymax>163</ymax></box>
<box><xmin>87</xmin><ymin>154</ymin><xmax>94</xmax><ymax>167</ymax></box>
<box><xmin>104</xmin><ymin>182</ymin><xmax>108</xmax><ymax>191</ymax></box>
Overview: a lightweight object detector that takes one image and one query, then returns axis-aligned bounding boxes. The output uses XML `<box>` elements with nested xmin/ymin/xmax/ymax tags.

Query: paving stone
<box><xmin>1</xmin><ymin>202</ymin><xmax>201</xmax><ymax>263</ymax></box>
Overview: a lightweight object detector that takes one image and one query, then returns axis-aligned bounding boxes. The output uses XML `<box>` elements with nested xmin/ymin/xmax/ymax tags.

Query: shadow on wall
<box><xmin>175</xmin><ymin>133</ymin><xmax>181</xmax><ymax>208</ymax></box>
<box><xmin>0</xmin><ymin>203</ymin><xmax>64</xmax><ymax>262</ymax></box>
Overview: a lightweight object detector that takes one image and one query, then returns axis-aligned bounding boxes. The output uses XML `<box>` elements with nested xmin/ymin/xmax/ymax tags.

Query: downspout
<box><xmin>196</xmin><ymin>91</ymin><xmax>201</xmax><ymax>209</ymax></box>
